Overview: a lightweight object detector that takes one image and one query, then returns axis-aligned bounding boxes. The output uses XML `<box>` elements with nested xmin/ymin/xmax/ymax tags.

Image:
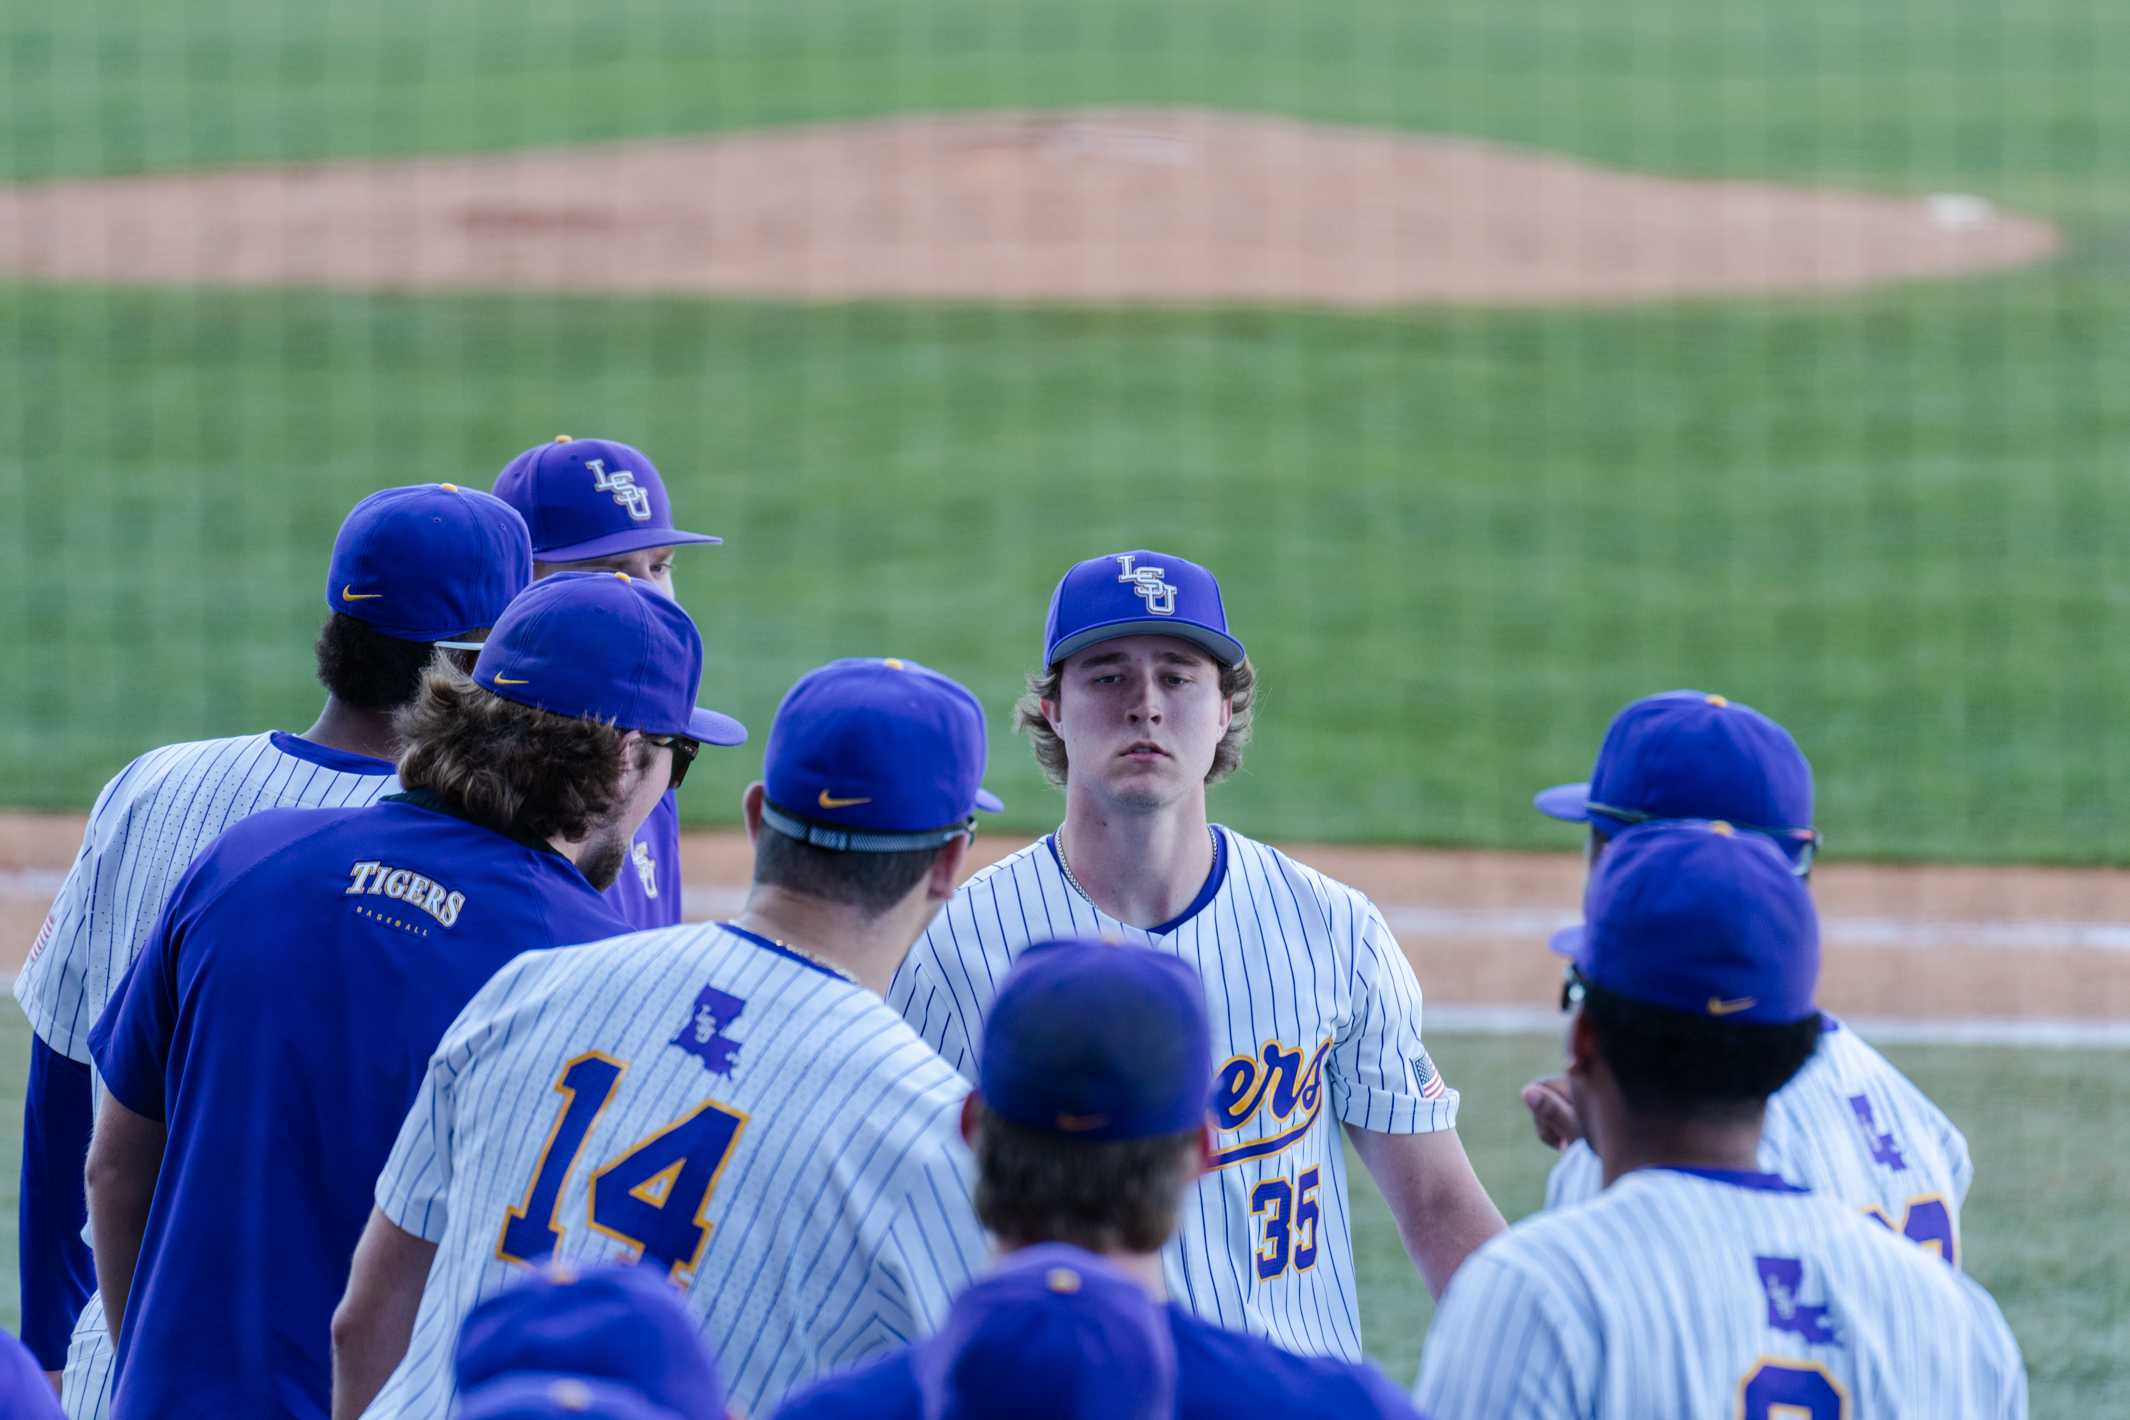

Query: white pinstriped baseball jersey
<box><xmin>17</xmin><ymin>732</ymin><xmax>398</xmax><ymax>1062</ymax></box>
<box><xmin>362</xmin><ymin>922</ymin><xmax>988</xmax><ymax>1420</ymax></box>
<box><xmin>886</xmin><ymin>828</ymin><xmax>1458</xmax><ymax>1361</ymax></box>
<box><xmin>1544</xmin><ymin>1020</ymin><xmax>1973</xmax><ymax>1264</ymax></box>
<box><xmin>1413</xmin><ymin>1167</ymin><xmax>2027</xmax><ymax>1420</ymax></box>
<box><xmin>14</xmin><ymin>733</ymin><xmax>397</xmax><ymax>1420</ymax></box>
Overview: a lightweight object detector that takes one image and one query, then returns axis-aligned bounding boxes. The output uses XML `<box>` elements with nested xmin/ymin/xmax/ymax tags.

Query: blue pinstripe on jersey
<box><xmin>361</xmin><ymin>923</ymin><xmax>985</xmax><ymax>1420</ymax></box>
<box><xmin>15</xmin><ymin>732</ymin><xmax>397</xmax><ymax>1420</ymax></box>
<box><xmin>885</xmin><ymin>827</ymin><xmax>1456</xmax><ymax>1361</ymax></box>
<box><xmin>1413</xmin><ymin>1168</ymin><xmax>2026</xmax><ymax>1418</ymax></box>
<box><xmin>1544</xmin><ymin>1020</ymin><xmax>1973</xmax><ymax>1266</ymax></box>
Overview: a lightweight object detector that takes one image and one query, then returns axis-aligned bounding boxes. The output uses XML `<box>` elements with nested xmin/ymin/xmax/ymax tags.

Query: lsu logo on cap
<box><xmin>1114</xmin><ymin>553</ymin><xmax>1177</xmax><ymax>615</ymax></box>
<box><xmin>587</xmin><ymin>458</ymin><xmax>652</xmax><ymax>522</ymax></box>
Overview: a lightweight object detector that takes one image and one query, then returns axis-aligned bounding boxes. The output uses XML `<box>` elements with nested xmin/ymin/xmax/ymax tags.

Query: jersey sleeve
<box><xmin>1411</xmin><ymin>1248</ymin><xmax>1585</xmax><ymax>1420</ymax></box>
<box><xmin>885</xmin><ymin>918</ymin><xmax>981</xmax><ymax>1083</ymax></box>
<box><xmin>84</xmin><ymin>886</ymin><xmax>189</xmax><ymax>1122</ymax></box>
<box><xmin>17</xmin><ymin>1036</ymin><xmax>96</xmax><ymax>1369</ymax></box>
<box><xmin>13</xmin><ymin>761</ymin><xmax>142</xmax><ymax>1062</ymax></box>
<box><xmin>1329</xmin><ymin>901</ymin><xmax>1460</xmax><ymax>1135</ymax></box>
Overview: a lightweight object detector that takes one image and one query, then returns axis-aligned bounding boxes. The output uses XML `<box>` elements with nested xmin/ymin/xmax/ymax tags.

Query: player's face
<box><xmin>1048</xmin><ymin>636</ymin><xmax>1231</xmax><ymax>808</ymax></box>
<box><xmin>579</xmin><ymin>736</ymin><xmax>675</xmax><ymax>890</ymax></box>
<box><xmin>536</xmin><ymin>546</ymin><xmax>678</xmax><ymax>600</ymax></box>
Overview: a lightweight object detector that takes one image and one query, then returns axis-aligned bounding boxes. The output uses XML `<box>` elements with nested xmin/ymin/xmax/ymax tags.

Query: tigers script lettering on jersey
<box><xmin>886</xmin><ymin>828</ymin><xmax>1457</xmax><ymax>1360</ymax></box>
<box><xmin>1544</xmin><ymin>1021</ymin><xmax>1973</xmax><ymax>1265</ymax></box>
<box><xmin>1413</xmin><ymin>1168</ymin><xmax>2026</xmax><ymax>1419</ymax></box>
<box><xmin>363</xmin><ymin>922</ymin><xmax>986</xmax><ymax>1420</ymax></box>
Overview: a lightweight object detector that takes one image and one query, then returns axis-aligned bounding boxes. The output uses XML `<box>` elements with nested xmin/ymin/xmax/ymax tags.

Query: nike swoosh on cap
<box><xmin>818</xmin><ymin>790</ymin><xmax>873</xmax><ymax>809</ymax></box>
<box><xmin>494</xmin><ymin>676</ymin><xmax>530</xmax><ymax>686</ymax></box>
<box><xmin>1706</xmin><ymin>996</ymin><xmax>1758</xmax><ymax>1017</ymax></box>
<box><xmin>341</xmin><ymin>585</ymin><xmax>384</xmax><ymax>601</ymax></box>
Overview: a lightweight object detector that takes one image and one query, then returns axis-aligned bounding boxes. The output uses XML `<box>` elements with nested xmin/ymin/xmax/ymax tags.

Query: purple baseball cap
<box><xmin>473</xmin><ymin>571</ymin><xmax>746</xmax><ymax>746</ymax></box>
<box><xmin>455</xmin><ymin>1376</ymin><xmax>685</xmax><ymax>1420</ymax></box>
<box><xmin>494</xmin><ymin>436</ymin><xmax>722</xmax><ymax>563</ymax></box>
<box><xmin>1551</xmin><ymin>820</ymin><xmax>1819</xmax><ymax>1025</ymax></box>
<box><xmin>325</xmin><ymin>483</ymin><xmax>532</xmax><ymax>643</ymax></box>
<box><xmin>1042</xmin><ymin>550</ymin><xmax>1245</xmax><ymax>668</ymax></box>
<box><xmin>454</xmin><ymin>1263</ymin><xmax>721</xmax><ymax>1420</ymax></box>
<box><xmin>0</xmin><ymin>1329</ymin><xmax>63</xmax><ymax>1420</ymax></box>
<box><xmin>760</xmin><ymin>657</ymin><xmax>1003</xmax><ymax>852</ymax></box>
<box><xmin>1535</xmin><ymin>691</ymin><xmax>1818</xmax><ymax>868</ymax></box>
<box><xmin>915</xmin><ymin>1246</ymin><xmax>1176</xmax><ymax>1420</ymax></box>
<box><xmin>980</xmin><ymin>939</ymin><xmax>1213</xmax><ymax>1141</ymax></box>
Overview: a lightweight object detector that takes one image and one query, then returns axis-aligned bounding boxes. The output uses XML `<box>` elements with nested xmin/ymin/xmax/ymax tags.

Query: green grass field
<box><xmin>4</xmin><ymin>0</ymin><xmax>2130</xmax><ymax>860</ymax></box>
<box><xmin>3</xmin><ymin>1010</ymin><xmax>2124</xmax><ymax>1409</ymax></box>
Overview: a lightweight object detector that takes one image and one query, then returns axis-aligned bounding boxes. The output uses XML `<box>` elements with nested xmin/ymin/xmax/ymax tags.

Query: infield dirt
<box><xmin>0</xmin><ymin>109</ymin><xmax>2062</xmax><ymax>307</ymax></box>
<box><xmin>4</xmin><ymin>811</ymin><xmax>2125</xmax><ymax>1025</ymax></box>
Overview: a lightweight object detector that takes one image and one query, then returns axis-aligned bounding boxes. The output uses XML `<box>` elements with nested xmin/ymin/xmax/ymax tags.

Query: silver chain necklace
<box><xmin>1055</xmin><ymin>825</ymin><xmax>1219</xmax><ymax>914</ymax></box>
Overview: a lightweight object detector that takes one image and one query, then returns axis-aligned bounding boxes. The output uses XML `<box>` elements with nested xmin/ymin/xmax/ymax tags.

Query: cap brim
<box><xmin>537</xmin><ymin>528</ymin><xmax>722</xmax><ymax>562</ymax></box>
<box><xmin>975</xmin><ymin>788</ymin><xmax>1004</xmax><ymax>814</ymax></box>
<box><xmin>1048</xmin><ymin>619</ymin><xmax>1245</xmax><ymax>668</ymax></box>
<box><xmin>1533</xmin><ymin>782</ymin><xmax>1592</xmax><ymax>822</ymax></box>
<box><xmin>1548</xmin><ymin>923</ymin><xmax>1586</xmax><ymax>959</ymax></box>
<box><xmin>687</xmin><ymin>708</ymin><xmax>749</xmax><ymax>747</ymax></box>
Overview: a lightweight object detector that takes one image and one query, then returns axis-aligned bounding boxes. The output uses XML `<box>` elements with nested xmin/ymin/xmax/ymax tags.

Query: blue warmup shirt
<box><xmin>771</xmin><ymin>1299</ymin><xmax>1425</xmax><ymax>1420</ymax></box>
<box><xmin>87</xmin><ymin>792</ymin><xmax>627</xmax><ymax>1420</ymax></box>
<box><xmin>602</xmin><ymin>788</ymin><xmax>684</xmax><ymax>929</ymax></box>
<box><xmin>17</xmin><ymin>1035</ymin><xmax>95</xmax><ymax>1370</ymax></box>
<box><xmin>0</xmin><ymin>1326</ymin><xmax>64</xmax><ymax>1418</ymax></box>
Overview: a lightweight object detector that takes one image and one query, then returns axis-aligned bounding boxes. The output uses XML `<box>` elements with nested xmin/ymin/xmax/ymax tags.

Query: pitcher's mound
<box><xmin>0</xmin><ymin>109</ymin><xmax>2061</xmax><ymax>307</ymax></box>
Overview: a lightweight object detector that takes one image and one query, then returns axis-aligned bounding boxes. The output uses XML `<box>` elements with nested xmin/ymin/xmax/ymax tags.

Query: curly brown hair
<box><xmin>393</xmin><ymin>665</ymin><xmax>647</xmax><ymax>845</ymax></box>
<box><xmin>1014</xmin><ymin>655</ymin><xmax>1256</xmax><ymax>789</ymax></box>
<box><xmin>970</xmin><ymin>1102</ymin><xmax>1202</xmax><ymax>1254</ymax></box>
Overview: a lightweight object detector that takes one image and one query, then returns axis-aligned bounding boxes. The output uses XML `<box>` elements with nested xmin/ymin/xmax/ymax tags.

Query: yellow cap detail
<box><xmin>550</xmin><ymin>1379</ymin><xmax>595</xmax><ymax>1412</ymax></box>
<box><xmin>1706</xmin><ymin>693</ymin><xmax>1730</xmax><ymax>708</ymax></box>
<box><xmin>884</xmin><ymin>657</ymin><xmax>906</xmax><ymax>670</ymax></box>
<box><xmin>554</xmin><ymin>434</ymin><xmax>574</xmax><ymax>443</ymax></box>
<box><xmin>1046</xmin><ymin>1267</ymin><xmax>1082</xmax><ymax>1294</ymax></box>
<box><xmin>1710</xmin><ymin>821</ymin><xmax>1735</xmax><ymax>837</ymax></box>
<box><xmin>545</xmin><ymin>1260</ymin><xmax>580</xmax><ymax>1284</ymax></box>
<box><xmin>440</xmin><ymin>482</ymin><xmax>458</xmax><ymax>492</ymax></box>
<box><xmin>614</xmin><ymin>571</ymin><xmax>631</xmax><ymax>583</ymax></box>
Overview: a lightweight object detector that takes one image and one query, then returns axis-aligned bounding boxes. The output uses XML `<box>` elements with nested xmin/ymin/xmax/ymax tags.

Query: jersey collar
<box><xmin>1045</xmin><ymin>825</ymin><xmax>1229</xmax><ymax>936</ymax></box>
<box><xmin>1654</xmin><ymin>1165</ymin><xmax>1810</xmax><ymax>1194</ymax></box>
<box><xmin>269</xmin><ymin>730</ymin><xmax>396</xmax><ymax>775</ymax></box>
<box><xmin>382</xmin><ymin>788</ymin><xmax>566</xmax><ymax>857</ymax></box>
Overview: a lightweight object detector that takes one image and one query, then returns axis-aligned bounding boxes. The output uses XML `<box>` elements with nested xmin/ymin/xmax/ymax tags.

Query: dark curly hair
<box><xmin>312</xmin><ymin>612</ymin><xmax>446</xmax><ymax>712</ymax></box>
<box><xmin>970</xmin><ymin>1101</ymin><xmax>1201</xmax><ymax>1255</ymax></box>
<box><xmin>1582</xmin><ymin>981</ymin><xmax>1822</xmax><ymax>1124</ymax></box>
<box><xmin>393</xmin><ymin>666</ymin><xmax>648</xmax><ymax>845</ymax></box>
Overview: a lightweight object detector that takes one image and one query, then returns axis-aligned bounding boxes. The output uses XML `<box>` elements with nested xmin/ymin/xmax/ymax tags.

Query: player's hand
<box><xmin>1521</xmin><ymin>1075</ymin><xmax>1581</xmax><ymax>1150</ymax></box>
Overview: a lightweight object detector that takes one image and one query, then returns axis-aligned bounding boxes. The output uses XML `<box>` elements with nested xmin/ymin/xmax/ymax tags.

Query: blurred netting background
<box><xmin>2</xmin><ymin>0</ymin><xmax>2127</xmax><ymax>1407</ymax></box>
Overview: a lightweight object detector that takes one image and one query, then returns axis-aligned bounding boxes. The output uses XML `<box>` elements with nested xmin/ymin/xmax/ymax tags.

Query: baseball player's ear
<box><xmin>1566</xmin><ymin>1010</ymin><xmax>1601</xmax><ymax>1079</ymax></box>
<box><xmin>958</xmin><ymin>1091</ymin><xmax>981</xmax><ymax>1146</ymax></box>
<box><xmin>926</xmin><ymin>834</ymin><xmax>972</xmax><ymax>901</ymax></box>
<box><xmin>740</xmin><ymin>782</ymin><xmax>767</xmax><ymax>844</ymax></box>
<box><xmin>1195</xmin><ymin>1123</ymin><xmax>1217</xmax><ymax>1177</ymax></box>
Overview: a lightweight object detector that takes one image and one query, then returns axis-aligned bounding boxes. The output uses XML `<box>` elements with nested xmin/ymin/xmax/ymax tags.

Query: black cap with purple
<box><xmin>1552</xmin><ymin>820</ymin><xmax>1820</xmax><ymax>1026</ymax></box>
<box><xmin>979</xmin><ymin>938</ymin><xmax>1214</xmax><ymax>1142</ymax></box>
<box><xmin>493</xmin><ymin>435</ymin><xmax>721</xmax><ymax>563</ymax></box>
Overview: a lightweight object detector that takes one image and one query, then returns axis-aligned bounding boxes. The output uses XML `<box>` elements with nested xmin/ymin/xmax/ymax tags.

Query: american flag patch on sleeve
<box><xmin>1413</xmin><ymin>1051</ymin><xmax>1448</xmax><ymax>1100</ymax></box>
